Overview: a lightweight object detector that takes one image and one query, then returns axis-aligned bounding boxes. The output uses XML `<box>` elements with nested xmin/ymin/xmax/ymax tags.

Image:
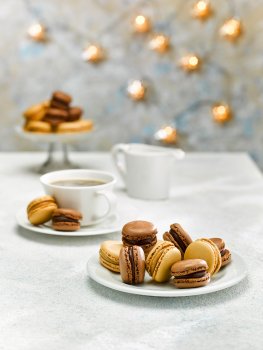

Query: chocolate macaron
<box><xmin>119</xmin><ymin>246</ymin><xmax>145</xmax><ymax>285</ymax></box>
<box><xmin>163</xmin><ymin>223</ymin><xmax>192</xmax><ymax>257</ymax></box>
<box><xmin>210</xmin><ymin>237</ymin><xmax>231</xmax><ymax>268</ymax></box>
<box><xmin>68</xmin><ymin>107</ymin><xmax>83</xmax><ymax>121</ymax></box>
<box><xmin>171</xmin><ymin>259</ymin><xmax>210</xmax><ymax>288</ymax></box>
<box><xmin>43</xmin><ymin>108</ymin><xmax>69</xmax><ymax>126</ymax></box>
<box><xmin>52</xmin><ymin>208</ymin><xmax>82</xmax><ymax>231</ymax></box>
<box><xmin>51</xmin><ymin>91</ymin><xmax>72</xmax><ymax>106</ymax></box>
<box><xmin>122</xmin><ymin>220</ymin><xmax>157</xmax><ymax>255</ymax></box>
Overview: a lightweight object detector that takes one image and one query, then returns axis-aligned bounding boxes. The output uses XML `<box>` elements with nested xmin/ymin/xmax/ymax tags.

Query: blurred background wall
<box><xmin>1</xmin><ymin>0</ymin><xmax>263</xmax><ymax>166</ymax></box>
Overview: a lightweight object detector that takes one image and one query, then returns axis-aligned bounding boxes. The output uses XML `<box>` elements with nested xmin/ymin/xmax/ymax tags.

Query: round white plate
<box><xmin>87</xmin><ymin>251</ymin><xmax>247</xmax><ymax>297</ymax></box>
<box><xmin>15</xmin><ymin>125</ymin><xmax>93</xmax><ymax>144</ymax></box>
<box><xmin>16</xmin><ymin>202</ymin><xmax>139</xmax><ymax>236</ymax></box>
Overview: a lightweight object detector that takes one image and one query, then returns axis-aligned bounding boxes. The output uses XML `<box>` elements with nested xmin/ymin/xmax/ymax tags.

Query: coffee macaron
<box><xmin>122</xmin><ymin>220</ymin><xmax>157</xmax><ymax>255</ymax></box>
<box><xmin>146</xmin><ymin>241</ymin><xmax>181</xmax><ymax>282</ymax></box>
<box><xmin>171</xmin><ymin>259</ymin><xmax>210</xmax><ymax>289</ymax></box>
<box><xmin>210</xmin><ymin>237</ymin><xmax>231</xmax><ymax>268</ymax></box>
<box><xmin>52</xmin><ymin>208</ymin><xmax>82</xmax><ymax>231</ymax></box>
<box><xmin>99</xmin><ymin>241</ymin><xmax>123</xmax><ymax>273</ymax></box>
<box><xmin>184</xmin><ymin>238</ymin><xmax>222</xmax><ymax>276</ymax></box>
<box><xmin>119</xmin><ymin>246</ymin><xmax>145</xmax><ymax>285</ymax></box>
<box><xmin>163</xmin><ymin>223</ymin><xmax>192</xmax><ymax>257</ymax></box>
<box><xmin>27</xmin><ymin>195</ymin><xmax>57</xmax><ymax>225</ymax></box>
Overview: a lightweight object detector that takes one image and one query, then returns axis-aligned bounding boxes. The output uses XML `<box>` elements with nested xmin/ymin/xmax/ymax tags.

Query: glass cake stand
<box><xmin>15</xmin><ymin>126</ymin><xmax>93</xmax><ymax>173</ymax></box>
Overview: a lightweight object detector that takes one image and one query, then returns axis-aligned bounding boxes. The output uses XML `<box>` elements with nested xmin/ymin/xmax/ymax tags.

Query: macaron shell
<box><xmin>171</xmin><ymin>259</ymin><xmax>208</xmax><ymax>277</ymax></box>
<box><xmin>170</xmin><ymin>223</ymin><xmax>192</xmax><ymax>248</ymax></box>
<box><xmin>27</xmin><ymin>196</ymin><xmax>56</xmax><ymax>213</ymax></box>
<box><xmin>153</xmin><ymin>246</ymin><xmax>181</xmax><ymax>283</ymax></box>
<box><xmin>52</xmin><ymin>208</ymin><xmax>82</xmax><ymax>221</ymax></box>
<box><xmin>52</xmin><ymin>221</ymin><xmax>80</xmax><ymax>231</ymax></box>
<box><xmin>146</xmin><ymin>241</ymin><xmax>173</xmax><ymax>276</ymax></box>
<box><xmin>184</xmin><ymin>240</ymin><xmax>218</xmax><ymax>276</ymax></box>
<box><xmin>99</xmin><ymin>241</ymin><xmax>123</xmax><ymax>265</ymax></box>
<box><xmin>221</xmin><ymin>249</ymin><xmax>231</xmax><ymax>267</ymax></box>
<box><xmin>133</xmin><ymin>246</ymin><xmax>145</xmax><ymax>284</ymax></box>
<box><xmin>199</xmin><ymin>238</ymin><xmax>222</xmax><ymax>274</ymax></box>
<box><xmin>99</xmin><ymin>256</ymin><xmax>120</xmax><ymax>273</ymax></box>
<box><xmin>173</xmin><ymin>272</ymin><xmax>210</xmax><ymax>289</ymax></box>
<box><xmin>209</xmin><ymin>237</ymin><xmax>225</xmax><ymax>251</ymax></box>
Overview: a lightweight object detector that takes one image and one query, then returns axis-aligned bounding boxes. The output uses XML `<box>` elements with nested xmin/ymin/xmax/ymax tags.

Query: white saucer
<box><xmin>15</xmin><ymin>125</ymin><xmax>92</xmax><ymax>144</ymax></box>
<box><xmin>16</xmin><ymin>203</ymin><xmax>139</xmax><ymax>236</ymax></box>
<box><xmin>87</xmin><ymin>251</ymin><xmax>247</xmax><ymax>297</ymax></box>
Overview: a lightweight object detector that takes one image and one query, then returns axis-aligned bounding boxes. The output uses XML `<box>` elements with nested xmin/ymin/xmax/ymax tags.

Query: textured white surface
<box><xmin>1</xmin><ymin>152</ymin><xmax>263</xmax><ymax>350</ymax></box>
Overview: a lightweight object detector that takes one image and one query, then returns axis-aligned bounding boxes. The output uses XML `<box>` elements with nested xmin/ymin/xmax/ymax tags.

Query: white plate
<box><xmin>15</xmin><ymin>125</ymin><xmax>93</xmax><ymax>144</ymax></box>
<box><xmin>16</xmin><ymin>202</ymin><xmax>139</xmax><ymax>236</ymax></box>
<box><xmin>87</xmin><ymin>251</ymin><xmax>247</xmax><ymax>297</ymax></box>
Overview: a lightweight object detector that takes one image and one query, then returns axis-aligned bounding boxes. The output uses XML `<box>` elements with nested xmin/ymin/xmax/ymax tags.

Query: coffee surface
<box><xmin>51</xmin><ymin>179</ymin><xmax>106</xmax><ymax>187</ymax></box>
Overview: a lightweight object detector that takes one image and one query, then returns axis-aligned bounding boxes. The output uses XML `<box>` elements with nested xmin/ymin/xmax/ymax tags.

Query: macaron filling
<box><xmin>123</xmin><ymin>237</ymin><xmax>155</xmax><ymax>245</ymax></box>
<box><xmin>174</xmin><ymin>271</ymin><xmax>207</xmax><ymax>279</ymax></box>
<box><xmin>52</xmin><ymin>216</ymin><xmax>78</xmax><ymax>223</ymax></box>
<box><xmin>169</xmin><ymin>229</ymin><xmax>187</xmax><ymax>252</ymax></box>
<box><xmin>220</xmin><ymin>249</ymin><xmax>227</xmax><ymax>257</ymax></box>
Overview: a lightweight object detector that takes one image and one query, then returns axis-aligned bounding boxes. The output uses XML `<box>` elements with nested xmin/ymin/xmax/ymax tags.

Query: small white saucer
<box><xmin>16</xmin><ymin>203</ymin><xmax>139</xmax><ymax>236</ymax></box>
<box><xmin>87</xmin><ymin>251</ymin><xmax>247</xmax><ymax>297</ymax></box>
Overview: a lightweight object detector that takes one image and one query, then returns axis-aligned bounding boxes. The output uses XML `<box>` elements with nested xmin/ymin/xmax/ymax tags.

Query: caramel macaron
<box><xmin>57</xmin><ymin>120</ymin><xmax>93</xmax><ymax>133</ymax></box>
<box><xmin>122</xmin><ymin>220</ymin><xmax>157</xmax><ymax>255</ymax></box>
<box><xmin>210</xmin><ymin>237</ymin><xmax>231</xmax><ymax>268</ymax></box>
<box><xmin>24</xmin><ymin>120</ymin><xmax>52</xmax><ymax>133</ymax></box>
<box><xmin>27</xmin><ymin>196</ymin><xmax>57</xmax><ymax>225</ymax></box>
<box><xmin>163</xmin><ymin>223</ymin><xmax>192</xmax><ymax>257</ymax></box>
<box><xmin>171</xmin><ymin>259</ymin><xmax>210</xmax><ymax>289</ymax></box>
<box><xmin>99</xmin><ymin>240</ymin><xmax>123</xmax><ymax>273</ymax></box>
<box><xmin>52</xmin><ymin>208</ymin><xmax>82</xmax><ymax>231</ymax></box>
<box><xmin>119</xmin><ymin>246</ymin><xmax>145</xmax><ymax>285</ymax></box>
<box><xmin>184</xmin><ymin>238</ymin><xmax>222</xmax><ymax>276</ymax></box>
<box><xmin>146</xmin><ymin>241</ymin><xmax>181</xmax><ymax>282</ymax></box>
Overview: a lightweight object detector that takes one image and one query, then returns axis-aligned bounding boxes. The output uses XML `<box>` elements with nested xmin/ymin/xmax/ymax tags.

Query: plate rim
<box><xmin>87</xmin><ymin>251</ymin><xmax>247</xmax><ymax>297</ymax></box>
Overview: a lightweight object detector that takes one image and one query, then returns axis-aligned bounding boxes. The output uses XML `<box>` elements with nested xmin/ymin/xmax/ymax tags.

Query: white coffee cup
<box><xmin>40</xmin><ymin>169</ymin><xmax>117</xmax><ymax>226</ymax></box>
<box><xmin>112</xmin><ymin>143</ymin><xmax>184</xmax><ymax>200</ymax></box>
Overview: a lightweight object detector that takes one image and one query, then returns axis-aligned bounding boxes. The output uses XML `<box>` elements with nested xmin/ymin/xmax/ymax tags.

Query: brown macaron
<box><xmin>52</xmin><ymin>208</ymin><xmax>82</xmax><ymax>231</ymax></box>
<box><xmin>51</xmin><ymin>91</ymin><xmax>72</xmax><ymax>105</ymax></box>
<box><xmin>68</xmin><ymin>107</ymin><xmax>83</xmax><ymax>121</ymax></box>
<box><xmin>122</xmin><ymin>220</ymin><xmax>157</xmax><ymax>255</ymax></box>
<box><xmin>43</xmin><ymin>108</ymin><xmax>69</xmax><ymax>126</ymax></box>
<box><xmin>163</xmin><ymin>223</ymin><xmax>192</xmax><ymax>257</ymax></box>
<box><xmin>171</xmin><ymin>259</ymin><xmax>210</xmax><ymax>289</ymax></box>
<box><xmin>119</xmin><ymin>246</ymin><xmax>145</xmax><ymax>285</ymax></box>
<box><xmin>210</xmin><ymin>237</ymin><xmax>231</xmax><ymax>268</ymax></box>
<box><xmin>50</xmin><ymin>99</ymin><xmax>69</xmax><ymax>111</ymax></box>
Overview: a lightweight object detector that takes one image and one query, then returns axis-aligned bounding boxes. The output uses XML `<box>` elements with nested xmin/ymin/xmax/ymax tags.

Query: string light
<box><xmin>180</xmin><ymin>54</ymin><xmax>201</xmax><ymax>72</ymax></box>
<box><xmin>192</xmin><ymin>1</ymin><xmax>212</xmax><ymax>21</ymax></box>
<box><xmin>212</xmin><ymin>103</ymin><xmax>232</xmax><ymax>123</ymax></box>
<box><xmin>127</xmin><ymin>80</ymin><xmax>146</xmax><ymax>101</ymax></box>
<box><xmin>133</xmin><ymin>15</ymin><xmax>151</xmax><ymax>33</ymax></box>
<box><xmin>155</xmin><ymin>126</ymin><xmax>177</xmax><ymax>144</ymax></box>
<box><xmin>149</xmin><ymin>34</ymin><xmax>170</xmax><ymax>53</ymax></box>
<box><xmin>82</xmin><ymin>44</ymin><xmax>105</xmax><ymax>63</ymax></box>
<box><xmin>220</xmin><ymin>18</ymin><xmax>243</xmax><ymax>42</ymax></box>
<box><xmin>27</xmin><ymin>23</ymin><xmax>47</xmax><ymax>42</ymax></box>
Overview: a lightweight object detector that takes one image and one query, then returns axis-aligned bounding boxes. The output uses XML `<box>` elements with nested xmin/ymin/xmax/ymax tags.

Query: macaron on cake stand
<box><xmin>16</xmin><ymin>125</ymin><xmax>93</xmax><ymax>173</ymax></box>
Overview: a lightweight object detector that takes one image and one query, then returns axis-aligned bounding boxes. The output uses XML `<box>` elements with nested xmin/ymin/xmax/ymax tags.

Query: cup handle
<box><xmin>111</xmin><ymin>143</ymin><xmax>128</xmax><ymax>181</ymax></box>
<box><xmin>92</xmin><ymin>190</ymin><xmax>117</xmax><ymax>224</ymax></box>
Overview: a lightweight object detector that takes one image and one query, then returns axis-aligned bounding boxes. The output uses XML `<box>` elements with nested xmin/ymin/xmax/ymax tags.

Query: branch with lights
<box><xmin>25</xmin><ymin>0</ymin><xmax>243</xmax><ymax>146</ymax></box>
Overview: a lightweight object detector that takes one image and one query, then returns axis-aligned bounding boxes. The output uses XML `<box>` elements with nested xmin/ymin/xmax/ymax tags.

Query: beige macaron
<box><xmin>27</xmin><ymin>195</ymin><xmax>57</xmax><ymax>225</ymax></box>
<box><xmin>57</xmin><ymin>120</ymin><xmax>93</xmax><ymax>133</ymax></box>
<box><xmin>99</xmin><ymin>240</ymin><xmax>123</xmax><ymax>273</ymax></box>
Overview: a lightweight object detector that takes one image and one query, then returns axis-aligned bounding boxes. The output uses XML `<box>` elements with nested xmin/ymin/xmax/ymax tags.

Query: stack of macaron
<box><xmin>99</xmin><ymin>220</ymin><xmax>232</xmax><ymax>288</ymax></box>
<box><xmin>23</xmin><ymin>91</ymin><xmax>93</xmax><ymax>133</ymax></box>
<box><xmin>27</xmin><ymin>195</ymin><xmax>82</xmax><ymax>232</ymax></box>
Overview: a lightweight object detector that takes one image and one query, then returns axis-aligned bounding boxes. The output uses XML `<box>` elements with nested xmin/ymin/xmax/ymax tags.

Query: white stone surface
<box><xmin>0</xmin><ymin>152</ymin><xmax>263</xmax><ymax>350</ymax></box>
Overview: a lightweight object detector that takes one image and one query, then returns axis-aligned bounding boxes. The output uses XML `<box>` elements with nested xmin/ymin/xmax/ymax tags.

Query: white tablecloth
<box><xmin>1</xmin><ymin>152</ymin><xmax>263</xmax><ymax>350</ymax></box>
